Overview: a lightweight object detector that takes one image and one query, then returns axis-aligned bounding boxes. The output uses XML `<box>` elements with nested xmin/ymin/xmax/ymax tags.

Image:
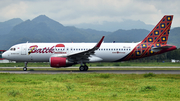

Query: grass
<box><xmin>2</xmin><ymin>68</ymin><xmax>180</xmax><ymax>71</ymax></box>
<box><xmin>0</xmin><ymin>62</ymin><xmax>50</xmax><ymax>67</ymax></box>
<box><xmin>138</xmin><ymin>85</ymin><xmax>157</xmax><ymax>92</ymax></box>
<box><xmin>86</xmin><ymin>62</ymin><xmax>180</xmax><ymax>67</ymax></box>
<box><xmin>144</xmin><ymin>73</ymin><xmax>156</xmax><ymax>78</ymax></box>
<box><xmin>1</xmin><ymin>62</ymin><xmax>180</xmax><ymax>67</ymax></box>
<box><xmin>8</xmin><ymin>90</ymin><xmax>21</xmax><ymax>97</ymax></box>
<box><xmin>0</xmin><ymin>73</ymin><xmax>180</xmax><ymax>100</ymax></box>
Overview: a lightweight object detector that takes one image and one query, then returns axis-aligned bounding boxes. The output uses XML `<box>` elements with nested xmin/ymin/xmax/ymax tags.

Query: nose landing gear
<box><xmin>23</xmin><ymin>62</ymin><xmax>28</xmax><ymax>71</ymax></box>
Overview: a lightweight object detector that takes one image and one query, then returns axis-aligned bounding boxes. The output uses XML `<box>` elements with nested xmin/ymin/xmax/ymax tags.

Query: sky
<box><xmin>0</xmin><ymin>0</ymin><xmax>179</xmax><ymax>28</ymax></box>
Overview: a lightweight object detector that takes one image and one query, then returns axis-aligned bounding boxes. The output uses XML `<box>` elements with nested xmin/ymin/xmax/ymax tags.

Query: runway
<box><xmin>1</xmin><ymin>70</ymin><xmax>180</xmax><ymax>74</ymax></box>
<box><xmin>0</xmin><ymin>67</ymin><xmax>180</xmax><ymax>74</ymax></box>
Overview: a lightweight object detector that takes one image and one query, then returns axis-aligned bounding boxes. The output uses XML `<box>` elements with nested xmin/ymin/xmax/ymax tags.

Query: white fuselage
<box><xmin>2</xmin><ymin>42</ymin><xmax>138</xmax><ymax>63</ymax></box>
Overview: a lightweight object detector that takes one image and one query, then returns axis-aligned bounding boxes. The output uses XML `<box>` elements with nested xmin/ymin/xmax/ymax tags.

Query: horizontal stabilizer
<box><xmin>151</xmin><ymin>45</ymin><xmax>176</xmax><ymax>52</ymax></box>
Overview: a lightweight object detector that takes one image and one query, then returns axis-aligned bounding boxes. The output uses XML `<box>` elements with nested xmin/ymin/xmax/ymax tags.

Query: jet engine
<box><xmin>50</xmin><ymin>57</ymin><xmax>73</xmax><ymax>67</ymax></box>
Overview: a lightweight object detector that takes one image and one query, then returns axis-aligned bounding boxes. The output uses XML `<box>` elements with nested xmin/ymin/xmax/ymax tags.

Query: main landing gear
<box><xmin>79</xmin><ymin>64</ymin><xmax>89</xmax><ymax>71</ymax></box>
<box><xmin>23</xmin><ymin>62</ymin><xmax>28</xmax><ymax>71</ymax></box>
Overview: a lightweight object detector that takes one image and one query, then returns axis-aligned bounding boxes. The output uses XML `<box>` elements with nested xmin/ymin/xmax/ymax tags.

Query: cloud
<box><xmin>0</xmin><ymin>0</ymin><xmax>179</xmax><ymax>27</ymax></box>
<box><xmin>0</xmin><ymin>1</ymin><xmax>28</xmax><ymax>19</ymax></box>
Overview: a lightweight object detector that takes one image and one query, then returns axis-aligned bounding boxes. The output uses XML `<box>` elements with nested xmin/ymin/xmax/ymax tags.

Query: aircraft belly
<box><xmin>30</xmin><ymin>54</ymin><xmax>50</xmax><ymax>62</ymax></box>
<box><xmin>95</xmin><ymin>52</ymin><xmax>129</xmax><ymax>62</ymax></box>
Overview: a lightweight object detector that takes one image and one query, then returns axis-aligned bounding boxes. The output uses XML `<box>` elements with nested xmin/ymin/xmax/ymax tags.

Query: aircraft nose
<box><xmin>2</xmin><ymin>52</ymin><xmax>8</xmax><ymax>59</ymax></box>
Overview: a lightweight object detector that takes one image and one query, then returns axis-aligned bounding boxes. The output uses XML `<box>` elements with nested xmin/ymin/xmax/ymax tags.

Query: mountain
<box><xmin>32</xmin><ymin>15</ymin><xmax>64</xmax><ymax>33</ymax></box>
<box><xmin>105</xmin><ymin>29</ymin><xmax>149</xmax><ymax>42</ymax></box>
<box><xmin>74</xmin><ymin>20</ymin><xmax>154</xmax><ymax>32</ymax></box>
<box><xmin>0</xmin><ymin>18</ymin><xmax>23</xmax><ymax>35</ymax></box>
<box><xmin>168</xmin><ymin>27</ymin><xmax>180</xmax><ymax>48</ymax></box>
<box><xmin>0</xmin><ymin>15</ymin><xmax>111</xmax><ymax>49</ymax></box>
<box><xmin>0</xmin><ymin>15</ymin><xmax>179</xmax><ymax>50</ymax></box>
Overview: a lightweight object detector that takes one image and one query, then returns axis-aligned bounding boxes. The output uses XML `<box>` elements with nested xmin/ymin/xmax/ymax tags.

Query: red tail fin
<box><xmin>122</xmin><ymin>15</ymin><xmax>176</xmax><ymax>61</ymax></box>
<box><xmin>141</xmin><ymin>15</ymin><xmax>173</xmax><ymax>45</ymax></box>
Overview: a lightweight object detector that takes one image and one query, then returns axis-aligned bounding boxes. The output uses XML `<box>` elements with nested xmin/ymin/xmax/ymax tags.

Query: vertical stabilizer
<box><xmin>141</xmin><ymin>15</ymin><xmax>173</xmax><ymax>45</ymax></box>
<box><xmin>121</xmin><ymin>15</ymin><xmax>176</xmax><ymax>61</ymax></box>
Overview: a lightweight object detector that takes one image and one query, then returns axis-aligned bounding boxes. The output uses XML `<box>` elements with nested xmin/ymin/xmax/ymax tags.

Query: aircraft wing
<box><xmin>62</xmin><ymin>36</ymin><xmax>105</xmax><ymax>61</ymax></box>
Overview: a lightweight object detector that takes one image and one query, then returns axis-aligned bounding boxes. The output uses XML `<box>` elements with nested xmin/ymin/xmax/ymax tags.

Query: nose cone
<box><xmin>2</xmin><ymin>52</ymin><xmax>8</xmax><ymax>59</ymax></box>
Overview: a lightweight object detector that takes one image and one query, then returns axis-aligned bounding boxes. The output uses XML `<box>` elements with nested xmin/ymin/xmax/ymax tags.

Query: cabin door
<box><xmin>21</xmin><ymin>45</ymin><xmax>27</xmax><ymax>55</ymax></box>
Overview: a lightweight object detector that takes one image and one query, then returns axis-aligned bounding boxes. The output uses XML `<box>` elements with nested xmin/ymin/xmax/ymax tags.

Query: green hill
<box><xmin>0</xmin><ymin>15</ymin><xmax>179</xmax><ymax>50</ymax></box>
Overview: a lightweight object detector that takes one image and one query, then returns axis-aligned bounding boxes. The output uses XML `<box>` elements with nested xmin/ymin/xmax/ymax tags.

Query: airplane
<box><xmin>2</xmin><ymin>15</ymin><xmax>177</xmax><ymax>71</ymax></box>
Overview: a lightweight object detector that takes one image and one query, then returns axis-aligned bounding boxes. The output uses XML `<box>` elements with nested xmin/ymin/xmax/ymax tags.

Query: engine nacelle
<box><xmin>50</xmin><ymin>57</ymin><xmax>73</xmax><ymax>67</ymax></box>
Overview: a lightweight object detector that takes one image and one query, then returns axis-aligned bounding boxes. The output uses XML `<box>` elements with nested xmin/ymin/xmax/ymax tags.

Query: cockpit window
<box><xmin>10</xmin><ymin>48</ymin><xmax>16</xmax><ymax>51</ymax></box>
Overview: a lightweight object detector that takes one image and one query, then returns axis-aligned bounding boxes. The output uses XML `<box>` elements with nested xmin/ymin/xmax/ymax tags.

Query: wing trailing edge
<box><xmin>65</xmin><ymin>36</ymin><xmax>105</xmax><ymax>61</ymax></box>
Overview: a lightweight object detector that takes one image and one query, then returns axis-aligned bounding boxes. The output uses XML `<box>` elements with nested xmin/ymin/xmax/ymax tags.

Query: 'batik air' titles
<box><xmin>28</xmin><ymin>45</ymin><xmax>54</xmax><ymax>54</ymax></box>
<box><xmin>28</xmin><ymin>44</ymin><xmax>66</xmax><ymax>54</ymax></box>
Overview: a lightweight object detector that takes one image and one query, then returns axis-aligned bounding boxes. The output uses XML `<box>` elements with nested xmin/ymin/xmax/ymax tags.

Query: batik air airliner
<box><xmin>2</xmin><ymin>15</ymin><xmax>177</xmax><ymax>71</ymax></box>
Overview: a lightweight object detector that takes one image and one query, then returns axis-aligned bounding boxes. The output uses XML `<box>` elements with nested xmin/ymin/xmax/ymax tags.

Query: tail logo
<box><xmin>122</xmin><ymin>15</ymin><xmax>174</xmax><ymax>61</ymax></box>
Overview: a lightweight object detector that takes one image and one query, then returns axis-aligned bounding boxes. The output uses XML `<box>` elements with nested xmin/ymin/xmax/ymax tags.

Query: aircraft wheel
<box><xmin>23</xmin><ymin>62</ymin><xmax>28</xmax><ymax>71</ymax></box>
<box><xmin>23</xmin><ymin>67</ymin><xmax>27</xmax><ymax>71</ymax></box>
<box><xmin>79</xmin><ymin>66</ymin><xmax>85</xmax><ymax>71</ymax></box>
<box><xmin>84</xmin><ymin>65</ymin><xmax>88</xmax><ymax>71</ymax></box>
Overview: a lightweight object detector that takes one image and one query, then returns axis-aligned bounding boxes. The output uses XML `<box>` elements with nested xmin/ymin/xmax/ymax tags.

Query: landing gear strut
<box><xmin>79</xmin><ymin>64</ymin><xmax>88</xmax><ymax>71</ymax></box>
<box><xmin>23</xmin><ymin>62</ymin><xmax>28</xmax><ymax>71</ymax></box>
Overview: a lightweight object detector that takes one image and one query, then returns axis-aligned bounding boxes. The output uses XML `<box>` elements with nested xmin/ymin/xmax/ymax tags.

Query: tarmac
<box><xmin>0</xmin><ymin>66</ymin><xmax>180</xmax><ymax>74</ymax></box>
